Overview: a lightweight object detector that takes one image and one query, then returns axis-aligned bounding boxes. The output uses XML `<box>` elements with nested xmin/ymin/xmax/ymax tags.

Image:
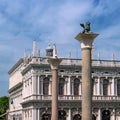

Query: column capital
<box><xmin>48</xmin><ymin>58</ymin><xmax>62</xmax><ymax>70</ymax></box>
<box><xmin>75</xmin><ymin>33</ymin><xmax>99</xmax><ymax>49</ymax></box>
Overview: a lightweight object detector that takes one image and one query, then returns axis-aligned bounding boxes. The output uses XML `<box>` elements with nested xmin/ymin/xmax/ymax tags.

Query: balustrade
<box><xmin>22</xmin><ymin>95</ymin><xmax>120</xmax><ymax>103</ymax></box>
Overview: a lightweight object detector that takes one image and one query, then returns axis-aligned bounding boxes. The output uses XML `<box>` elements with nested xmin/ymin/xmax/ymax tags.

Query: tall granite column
<box><xmin>75</xmin><ymin>33</ymin><xmax>98</xmax><ymax>120</ymax></box>
<box><xmin>48</xmin><ymin>58</ymin><xmax>62</xmax><ymax>120</ymax></box>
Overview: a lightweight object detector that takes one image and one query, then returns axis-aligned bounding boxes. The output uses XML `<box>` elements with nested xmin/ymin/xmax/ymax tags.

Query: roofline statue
<box><xmin>80</xmin><ymin>21</ymin><xmax>91</xmax><ymax>33</ymax></box>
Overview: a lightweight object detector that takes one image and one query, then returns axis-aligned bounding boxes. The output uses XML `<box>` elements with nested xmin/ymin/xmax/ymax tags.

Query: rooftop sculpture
<box><xmin>80</xmin><ymin>21</ymin><xmax>91</xmax><ymax>33</ymax></box>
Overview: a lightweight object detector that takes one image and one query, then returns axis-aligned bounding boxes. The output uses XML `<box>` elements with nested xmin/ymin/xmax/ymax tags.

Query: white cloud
<box><xmin>92</xmin><ymin>0</ymin><xmax>120</xmax><ymax>16</ymax></box>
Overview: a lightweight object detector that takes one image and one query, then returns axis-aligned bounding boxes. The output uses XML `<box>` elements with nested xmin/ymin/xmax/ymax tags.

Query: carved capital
<box><xmin>75</xmin><ymin>33</ymin><xmax>99</xmax><ymax>49</ymax></box>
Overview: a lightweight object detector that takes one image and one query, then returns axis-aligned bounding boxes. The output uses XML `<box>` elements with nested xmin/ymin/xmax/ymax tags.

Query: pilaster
<box><xmin>32</xmin><ymin>74</ymin><xmax>37</xmax><ymax>95</ymax></box>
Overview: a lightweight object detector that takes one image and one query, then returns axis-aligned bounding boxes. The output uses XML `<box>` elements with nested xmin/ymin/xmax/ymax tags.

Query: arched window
<box><xmin>59</xmin><ymin>78</ymin><xmax>65</xmax><ymax>95</ymax></box>
<box><xmin>102</xmin><ymin>110</ymin><xmax>110</xmax><ymax>120</ymax></box>
<box><xmin>42</xmin><ymin>113</ymin><xmax>51</xmax><ymax>120</ymax></box>
<box><xmin>73</xmin><ymin>114</ymin><xmax>81</xmax><ymax>120</ymax></box>
<box><xmin>58</xmin><ymin>110</ymin><xmax>66</xmax><ymax>120</ymax></box>
<box><xmin>103</xmin><ymin>79</ymin><xmax>109</xmax><ymax>96</ymax></box>
<box><xmin>43</xmin><ymin>77</ymin><xmax>49</xmax><ymax>95</ymax></box>
<box><xmin>74</xmin><ymin>78</ymin><xmax>80</xmax><ymax>95</ymax></box>
<box><xmin>117</xmin><ymin>80</ymin><xmax>120</xmax><ymax>96</ymax></box>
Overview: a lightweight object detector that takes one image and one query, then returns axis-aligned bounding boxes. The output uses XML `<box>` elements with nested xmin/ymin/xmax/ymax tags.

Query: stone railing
<box><xmin>29</xmin><ymin>57</ymin><xmax>120</xmax><ymax>68</ymax></box>
<box><xmin>92</xmin><ymin>96</ymin><xmax>120</xmax><ymax>101</ymax></box>
<box><xmin>22</xmin><ymin>95</ymin><xmax>120</xmax><ymax>103</ymax></box>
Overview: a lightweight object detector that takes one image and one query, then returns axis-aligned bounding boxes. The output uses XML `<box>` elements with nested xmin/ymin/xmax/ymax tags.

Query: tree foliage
<box><xmin>0</xmin><ymin>96</ymin><xmax>9</xmax><ymax>119</ymax></box>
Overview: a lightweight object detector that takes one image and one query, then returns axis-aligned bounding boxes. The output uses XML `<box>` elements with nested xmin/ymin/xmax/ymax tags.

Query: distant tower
<box><xmin>46</xmin><ymin>41</ymin><xmax>53</xmax><ymax>57</ymax></box>
<box><xmin>32</xmin><ymin>40</ymin><xmax>36</xmax><ymax>57</ymax></box>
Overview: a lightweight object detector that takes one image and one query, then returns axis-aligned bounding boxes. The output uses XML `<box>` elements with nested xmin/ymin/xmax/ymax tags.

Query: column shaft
<box><xmin>51</xmin><ymin>69</ymin><xmax>58</xmax><ymax>120</ymax></box>
<box><xmin>82</xmin><ymin>48</ymin><xmax>92</xmax><ymax>120</ymax></box>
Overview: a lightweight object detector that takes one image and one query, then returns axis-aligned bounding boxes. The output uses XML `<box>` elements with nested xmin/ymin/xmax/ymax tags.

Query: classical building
<box><xmin>8</xmin><ymin>41</ymin><xmax>120</xmax><ymax>120</ymax></box>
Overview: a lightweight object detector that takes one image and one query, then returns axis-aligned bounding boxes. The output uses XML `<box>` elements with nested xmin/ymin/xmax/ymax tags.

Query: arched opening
<box><xmin>117</xmin><ymin>79</ymin><xmax>120</xmax><ymax>96</ymax></box>
<box><xmin>92</xmin><ymin>114</ymin><xmax>96</xmax><ymax>120</ymax></box>
<box><xmin>74</xmin><ymin>78</ymin><xmax>80</xmax><ymax>95</ymax></box>
<box><xmin>73</xmin><ymin>114</ymin><xmax>81</xmax><ymax>120</ymax></box>
<box><xmin>59</xmin><ymin>78</ymin><xmax>65</xmax><ymax>95</ymax></box>
<box><xmin>102</xmin><ymin>110</ymin><xmax>110</xmax><ymax>120</ymax></box>
<box><xmin>42</xmin><ymin>113</ymin><xmax>51</xmax><ymax>120</ymax></box>
<box><xmin>103</xmin><ymin>79</ymin><xmax>109</xmax><ymax>96</ymax></box>
<box><xmin>43</xmin><ymin>77</ymin><xmax>49</xmax><ymax>95</ymax></box>
<box><xmin>58</xmin><ymin>110</ymin><xmax>66</xmax><ymax>120</ymax></box>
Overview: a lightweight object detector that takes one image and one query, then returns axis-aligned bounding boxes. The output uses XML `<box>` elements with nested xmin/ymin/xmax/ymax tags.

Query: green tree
<box><xmin>0</xmin><ymin>96</ymin><xmax>9</xmax><ymax>120</ymax></box>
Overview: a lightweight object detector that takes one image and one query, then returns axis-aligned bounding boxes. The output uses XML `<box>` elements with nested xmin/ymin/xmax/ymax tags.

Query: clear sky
<box><xmin>0</xmin><ymin>0</ymin><xmax>120</xmax><ymax>96</ymax></box>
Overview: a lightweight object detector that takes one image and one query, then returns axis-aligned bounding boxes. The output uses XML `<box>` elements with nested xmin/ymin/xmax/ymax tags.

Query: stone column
<box><xmin>111</xmin><ymin>77</ymin><xmax>115</xmax><ymax>96</ymax></box>
<box><xmin>97</xmin><ymin>77</ymin><xmax>101</xmax><ymax>95</ymax></box>
<box><xmin>67</xmin><ymin>76</ymin><xmax>71</xmax><ymax>95</ymax></box>
<box><xmin>48</xmin><ymin>58</ymin><xmax>62</xmax><ymax>120</ymax></box>
<box><xmin>98</xmin><ymin>109</ymin><xmax>101</xmax><ymax>120</ymax></box>
<box><xmin>75</xmin><ymin>33</ymin><xmax>98</xmax><ymax>120</ymax></box>
<box><xmin>68</xmin><ymin>109</ymin><xmax>72</xmax><ymax>120</ymax></box>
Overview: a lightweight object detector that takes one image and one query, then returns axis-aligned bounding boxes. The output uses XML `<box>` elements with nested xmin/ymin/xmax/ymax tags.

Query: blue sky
<box><xmin>0</xmin><ymin>0</ymin><xmax>120</xmax><ymax>96</ymax></box>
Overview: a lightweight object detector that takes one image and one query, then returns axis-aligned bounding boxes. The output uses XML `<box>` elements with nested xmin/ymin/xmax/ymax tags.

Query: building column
<box><xmin>49</xmin><ymin>77</ymin><xmax>52</xmax><ymax>95</ymax></box>
<box><xmin>79</xmin><ymin>78</ymin><xmax>82</xmax><ymax>95</ymax></box>
<box><xmin>41</xmin><ymin>79</ymin><xmax>43</xmax><ymax>95</ymax></box>
<box><xmin>30</xmin><ymin>77</ymin><xmax>32</xmax><ymax>96</ymax></box>
<box><xmin>111</xmin><ymin>109</ymin><xmax>116</xmax><ymax>120</ymax></box>
<box><xmin>37</xmin><ymin>76</ymin><xmax>39</xmax><ymax>94</ymax></box>
<box><xmin>108</xmin><ymin>77</ymin><xmax>112</xmax><ymax>95</ymax></box>
<box><xmin>71</xmin><ymin>80</ymin><xmax>74</xmax><ymax>95</ymax></box>
<box><xmin>65</xmin><ymin>78</ymin><xmax>67</xmax><ymax>95</ymax></box>
<box><xmin>32</xmin><ymin>109</ymin><xmax>36</xmax><ymax>120</ymax></box>
<box><xmin>100</xmin><ymin>78</ymin><xmax>103</xmax><ymax>95</ymax></box>
<box><xmin>32</xmin><ymin>74</ymin><xmax>37</xmax><ymax>95</ymax></box>
<box><xmin>75</xmin><ymin>32</ymin><xmax>98</xmax><ymax>120</ymax></box>
<box><xmin>67</xmin><ymin>76</ymin><xmax>71</xmax><ymax>95</ymax></box>
<box><xmin>68</xmin><ymin>109</ymin><xmax>72</xmax><ymax>120</ymax></box>
<box><xmin>98</xmin><ymin>109</ymin><xmax>101</xmax><ymax>120</ymax></box>
<box><xmin>111</xmin><ymin>77</ymin><xmax>115</xmax><ymax>96</ymax></box>
<box><xmin>97</xmin><ymin>77</ymin><xmax>101</xmax><ymax>95</ymax></box>
<box><xmin>23</xmin><ymin>81</ymin><xmax>26</xmax><ymax>98</ymax></box>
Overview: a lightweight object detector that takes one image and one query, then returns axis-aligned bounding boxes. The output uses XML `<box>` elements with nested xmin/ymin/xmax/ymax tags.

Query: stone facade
<box><xmin>8</xmin><ymin>42</ymin><xmax>120</xmax><ymax>120</ymax></box>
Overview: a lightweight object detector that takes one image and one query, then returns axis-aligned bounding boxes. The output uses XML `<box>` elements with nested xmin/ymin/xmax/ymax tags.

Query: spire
<box><xmin>68</xmin><ymin>51</ymin><xmax>71</xmax><ymax>58</ymax></box>
<box><xmin>53</xmin><ymin>44</ymin><xmax>57</xmax><ymax>58</ymax></box>
<box><xmin>38</xmin><ymin>49</ymin><xmax>40</xmax><ymax>57</ymax></box>
<box><xmin>24</xmin><ymin>49</ymin><xmax>27</xmax><ymax>59</ymax></box>
<box><xmin>112</xmin><ymin>53</ymin><xmax>115</xmax><ymax>61</ymax></box>
<box><xmin>98</xmin><ymin>52</ymin><xmax>100</xmax><ymax>60</ymax></box>
<box><xmin>32</xmin><ymin>40</ymin><xmax>36</xmax><ymax>57</ymax></box>
<box><xmin>24</xmin><ymin>49</ymin><xmax>28</xmax><ymax>64</ymax></box>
